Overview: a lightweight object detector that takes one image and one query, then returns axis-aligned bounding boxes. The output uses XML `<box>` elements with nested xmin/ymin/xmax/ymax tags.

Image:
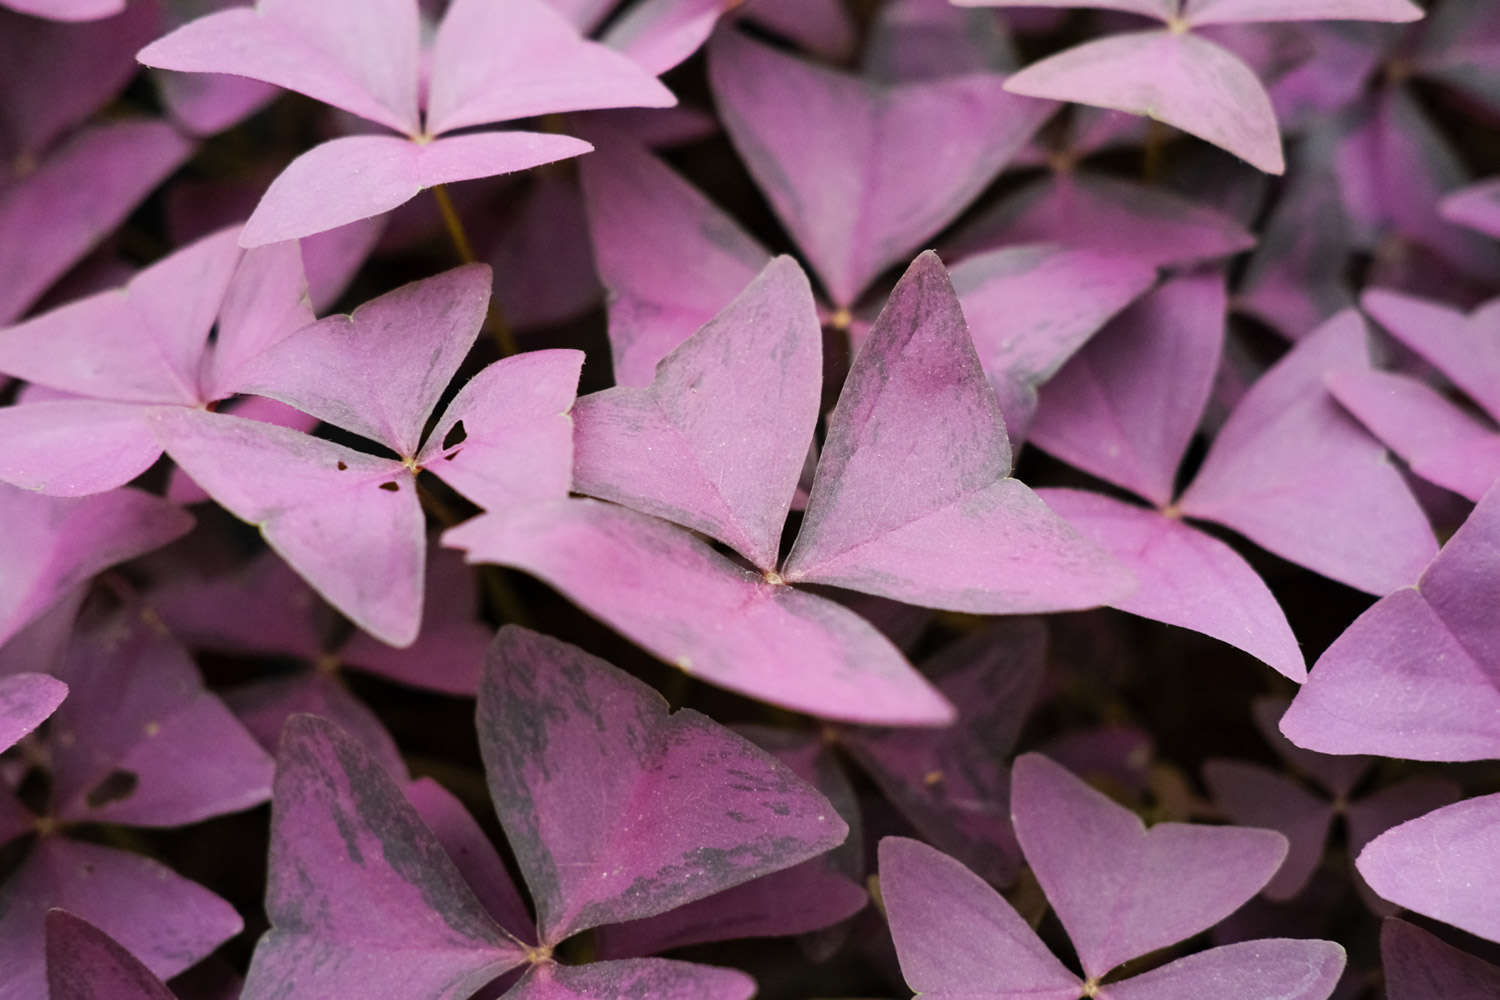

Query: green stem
<box><xmin>430</xmin><ymin>184</ymin><xmax>518</xmax><ymax>356</ymax></box>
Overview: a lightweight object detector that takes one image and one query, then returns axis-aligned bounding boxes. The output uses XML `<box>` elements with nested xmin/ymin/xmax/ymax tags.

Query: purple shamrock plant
<box><xmin>137</xmin><ymin>0</ymin><xmax>675</xmax><ymax>245</ymax></box>
<box><xmin>446</xmin><ymin>252</ymin><xmax>1132</xmax><ymax>724</ymax></box>
<box><xmin>1030</xmin><ymin>280</ymin><xmax>1435</xmax><ymax>679</ymax></box>
<box><xmin>238</xmin><ymin>626</ymin><xmax>847</xmax><ymax>999</ymax></box>
<box><xmin>150</xmin><ymin>263</ymin><xmax>582</xmax><ymax>647</ymax></box>
<box><xmin>881</xmin><ymin>753</ymin><xmax>1346</xmax><ymax>1000</ymax></box>
<box><xmin>960</xmin><ymin>0</ymin><xmax>1424</xmax><ymax>173</ymax></box>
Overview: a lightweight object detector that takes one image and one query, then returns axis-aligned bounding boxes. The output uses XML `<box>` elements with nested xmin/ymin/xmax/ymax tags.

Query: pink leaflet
<box><xmin>136</xmin><ymin>0</ymin><xmax>424</xmax><ymax>135</ymax></box>
<box><xmin>443</xmin><ymin>499</ymin><xmax>956</xmax><ymax>726</ymax></box>
<box><xmin>0</xmin><ymin>399</ymin><xmax>165</xmax><ymax>497</ymax></box>
<box><xmin>1382</xmin><ymin>918</ymin><xmax>1500</xmax><ymax>1000</ymax></box>
<box><xmin>1005</xmin><ymin>30</ymin><xmax>1285</xmax><ymax>174</ymax></box>
<box><xmin>951</xmin><ymin>170</ymin><xmax>1256</xmax><ymax>268</ymax></box>
<box><xmin>1356</xmin><ymin>793</ymin><xmax>1500</xmax><ymax>944</ymax></box>
<box><xmin>416</xmin><ymin>350</ymin><xmax>584</xmax><ymax>514</ymax></box>
<box><xmin>573</xmin><ymin>257</ymin><xmax>821</xmax><ymax>571</ymax></box>
<box><xmin>0</xmin><ymin>226</ymin><xmax>242</xmax><ymax>406</ymax></box>
<box><xmin>1040</xmin><ymin>489</ymin><xmax>1306</xmax><ymax>680</ymax></box>
<box><xmin>424</xmin><ymin>0</ymin><xmax>674</xmax><ymax>136</ymax></box>
<box><xmin>0</xmin><ymin>838</ymin><xmax>241</xmax><ymax>1000</ymax></box>
<box><xmin>47</xmin><ymin>609</ymin><xmax>274</xmax><ymax>827</ymax></box>
<box><xmin>1030</xmin><ymin>273</ymin><xmax>1225</xmax><ymax>507</ymax></box>
<box><xmin>236</xmin><ymin>263</ymin><xmax>490</xmax><ymax>458</ymax></box>
<box><xmin>240</xmin><ymin>132</ymin><xmax>593</xmax><ymax>247</ymax></box>
<box><xmin>46</xmin><ymin>911</ymin><xmax>177</xmax><ymax>1000</ymax></box>
<box><xmin>1201</xmin><ymin>761</ymin><xmax>1334</xmax><ymax>899</ymax></box>
<box><xmin>879</xmin><ymin>837</ymin><xmax>1083</xmax><ymax>1000</ymax></box>
<box><xmin>1177</xmin><ymin>310</ymin><xmax>1438</xmax><ymax>596</ymax></box>
<box><xmin>1326</xmin><ymin>368</ymin><xmax>1500</xmax><ymax>503</ymax></box>
<box><xmin>1345</xmin><ymin>777</ymin><xmax>1463</xmax><ymax>914</ymax></box>
<box><xmin>949</xmin><ymin>243</ymin><xmax>1158</xmax><ymax>443</ymax></box>
<box><xmin>1362</xmin><ymin>289</ymin><xmax>1500</xmax><ymax>423</ymax></box>
<box><xmin>148</xmin><ymin>409</ymin><xmax>426</xmax><ymax>647</ymax></box>
<box><xmin>710</xmin><ymin>31</ymin><xmax>1055</xmax><ymax>307</ymax></box>
<box><xmin>0</xmin><ymin>672</ymin><xmax>66</xmax><ymax>753</ymax></box>
<box><xmin>782</xmin><ymin>253</ymin><xmax>1132</xmax><ymax>615</ymax></box>
<box><xmin>1182</xmin><ymin>0</ymin><xmax>1422</xmax><ymax>26</ymax></box>
<box><xmin>1</xmin><ymin>0</ymin><xmax>124</xmax><ymax>20</ymax></box>
<box><xmin>0</xmin><ymin>120</ymin><xmax>195</xmax><ymax>325</ymax></box>
<box><xmin>1441</xmin><ymin>178</ymin><xmax>1500</xmax><ymax>240</ymax></box>
<box><xmin>1011</xmin><ymin>753</ymin><xmax>1287</xmax><ymax>980</ymax></box>
<box><xmin>478</xmin><ymin>626</ymin><xmax>850</xmax><ymax>944</ymax></box>
<box><xmin>576</xmin><ymin>128</ymin><xmax>770</xmax><ymax>386</ymax></box>
<box><xmin>243</xmin><ymin>716</ymin><xmax>527</xmax><ymax>1000</ymax></box>
<box><xmin>0</xmin><ymin>484</ymin><xmax>192</xmax><ymax>647</ymax></box>
<box><xmin>1280</xmin><ymin>484</ymin><xmax>1500</xmax><ymax>761</ymax></box>
<box><xmin>1098</xmin><ymin>940</ymin><xmax>1345</xmax><ymax>1000</ymax></box>
<box><xmin>504</xmin><ymin>959</ymin><xmax>754</xmax><ymax>1000</ymax></box>
<box><xmin>204</xmin><ymin>240</ymin><xmax>317</xmax><ymax>400</ymax></box>
<box><xmin>840</xmin><ymin>621</ymin><xmax>1047</xmax><ymax>887</ymax></box>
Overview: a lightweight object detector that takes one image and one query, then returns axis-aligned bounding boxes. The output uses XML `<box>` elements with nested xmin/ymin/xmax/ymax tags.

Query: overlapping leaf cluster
<box><xmin>2</xmin><ymin>1</ymin><xmax>1499</xmax><ymax>998</ymax></box>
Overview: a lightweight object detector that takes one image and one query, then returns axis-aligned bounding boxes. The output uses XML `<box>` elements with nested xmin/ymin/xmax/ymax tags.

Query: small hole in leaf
<box><xmin>442</xmin><ymin>420</ymin><xmax>467</xmax><ymax>449</ymax></box>
<box><xmin>379</xmin><ymin>481</ymin><xmax>400</xmax><ymax>492</ymax></box>
<box><xmin>336</xmin><ymin>461</ymin><xmax>348</xmax><ymax>471</ymax></box>
<box><xmin>85</xmin><ymin>770</ymin><xmax>139</xmax><ymax>809</ymax></box>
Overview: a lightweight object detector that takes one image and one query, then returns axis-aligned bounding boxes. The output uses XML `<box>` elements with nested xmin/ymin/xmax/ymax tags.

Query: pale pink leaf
<box><xmin>1183</xmin><ymin>0</ymin><xmax>1422</xmax><ymax>26</ymax></box>
<box><xmin>1099</xmin><ymin>940</ymin><xmax>1345</xmax><ymax>1000</ymax></box>
<box><xmin>241</xmin><ymin>133</ymin><xmax>592</xmax><ymax>247</ymax></box>
<box><xmin>136</xmin><ymin>0</ymin><xmax>422</xmax><ymax>135</ymax></box>
<box><xmin>1004</xmin><ymin>30</ymin><xmax>1285</xmax><ymax>174</ymax></box>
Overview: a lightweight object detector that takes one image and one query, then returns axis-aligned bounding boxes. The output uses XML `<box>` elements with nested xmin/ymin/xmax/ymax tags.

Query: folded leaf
<box><xmin>1280</xmin><ymin>484</ymin><xmax>1500</xmax><ymax>760</ymax></box>
<box><xmin>1098</xmin><ymin>939</ymin><xmax>1345</xmax><ymax>1000</ymax></box>
<box><xmin>783</xmin><ymin>253</ymin><xmax>1131</xmax><ymax>614</ymax></box>
<box><xmin>243</xmin><ymin>716</ymin><xmax>526</xmax><ymax>1000</ymax></box>
<box><xmin>240</xmin><ymin>133</ymin><xmax>592</xmax><ymax>247</ymax></box>
<box><xmin>425</xmin><ymin>0</ymin><xmax>675</xmax><ymax>136</ymax></box>
<box><xmin>573</xmin><ymin>257</ymin><xmax>821</xmax><ymax>570</ymax></box>
<box><xmin>137</xmin><ymin>0</ymin><xmax>423</xmax><ymax>135</ymax></box>
<box><xmin>1004</xmin><ymin>30</ymin><xmax>1285</xmax><ymax>174</ymax></box>
<box><xmin>1357</xmin><ymin>793</ymin><xmax>1500</xmax><ymax>943</ymax></box>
